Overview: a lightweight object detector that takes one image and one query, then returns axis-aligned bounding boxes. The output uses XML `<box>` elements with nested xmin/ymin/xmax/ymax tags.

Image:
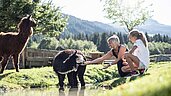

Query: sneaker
<box><xmin>138</xmin><ymin>68</ymin><xmax>148</xmax><ymax>75</ymax></box>
<box><xmin>138</xmin><ymin>69</ymin><xmax>145</xmax><ymax>75</ymax></box>
<box><xmin>125</xmin><ymin>70</ymin><xmax>140</xmax><ymax>77</ymax></box>
<box><xmin>130</xmin><ymin>71</ymin><xmax>140</xmax><ymax>76</ymax></box>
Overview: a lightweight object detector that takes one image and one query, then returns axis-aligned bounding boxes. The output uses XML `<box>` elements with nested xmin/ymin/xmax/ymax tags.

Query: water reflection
<box><xmin>59</xmin><ymin>87</ymin><xmax>85</xmax><ymax>96</ymax></box>
<box><xmin>0</xmin><ymin>85</ymin><xmax>104</xmax><ymax>96</ymax></box>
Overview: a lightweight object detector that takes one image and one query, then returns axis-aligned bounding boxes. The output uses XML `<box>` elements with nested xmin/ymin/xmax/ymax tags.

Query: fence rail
<box><xmin>6</xmin><ymin>48</ymin><xmax>58</xmax><ymax>69</ymax></box>
<box><xmin>6</xmin><ymin>48</ymin><xmax>171</xmax><ymax>69</ymax></box>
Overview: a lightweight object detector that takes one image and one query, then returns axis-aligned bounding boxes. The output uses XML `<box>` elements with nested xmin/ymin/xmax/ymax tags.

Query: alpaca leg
<box><xmin>13</xmin><ymin>54</ymin><xmax>20</xmax><ymax>72</ymax></box>
<box><xmin>67</xmin><ymin>72</ymin><xmax>78</xmax><ymax>88</ymax></box>
<box><xmin>0</xmin><ymin>55</ymin><xmax>9</xmax><ymax>74</ymax></box>
<box><xmin>77</xmin><ymin>66</ymin><xmax>86</xmax><ymax>87</ymax></box>
<box><xmin>0</xmin><ymin>57</ymin><xmax>2</xmax><ymax>62</ymax></box>
<box><xmin>57</xmin><ymin>73</ymin><xmax>65</xmax><ymax>90</ymax></box>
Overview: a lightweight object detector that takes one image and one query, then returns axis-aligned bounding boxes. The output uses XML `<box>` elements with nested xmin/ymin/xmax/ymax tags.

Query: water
<box><xmin>0</xmin><ymin>85</ymin><xmax>106</xmax><ymax>96</ymax></box>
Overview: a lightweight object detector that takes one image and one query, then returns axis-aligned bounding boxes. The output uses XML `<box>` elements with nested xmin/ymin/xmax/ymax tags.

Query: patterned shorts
<box><xmin>138</xmin><ymin>61</ymin><xmax>146</xmax><ymax>69</ymax></box>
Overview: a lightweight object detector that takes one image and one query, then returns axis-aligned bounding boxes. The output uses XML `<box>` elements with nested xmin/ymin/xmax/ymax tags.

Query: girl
<box><xmin>122</xmin><ymin>29</ymin><xmax>150</xmax><ymax>76</ymax></box>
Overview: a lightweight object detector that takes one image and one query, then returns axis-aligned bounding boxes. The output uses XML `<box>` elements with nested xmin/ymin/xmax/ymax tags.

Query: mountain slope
<box><xmin>63</xmin><ymin>15</ymin><xmax>120</xmax><ymax>35</ymax></box>
<box><xmin>63</xmin><ymin>15</ymin><xmax>171</xmax><ymax>37</ymax></box>
<box><xmin>137</xmin><ymin>19</ymin><xmax>171</xmax><ymax>36</ymax></box>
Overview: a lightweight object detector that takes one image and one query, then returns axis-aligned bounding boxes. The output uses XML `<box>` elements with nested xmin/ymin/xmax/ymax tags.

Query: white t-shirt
<box><xmin>133</xmin><ymin>39</ymin><xmax>150</xmax><ymax>68</ymax></box>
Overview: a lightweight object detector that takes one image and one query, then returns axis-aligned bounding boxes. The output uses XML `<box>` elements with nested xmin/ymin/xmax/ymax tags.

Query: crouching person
<box><xmin>122</xmin><ymin>29</ymin><xmax>150</xmax><ymax>76</ymax></box>
<box><xmin>84</xmin><ymin>35</ymin><xmax>131</xmax><ymax>77</ymax></box>
<box><xmin>52</xmin><ymin>49</ymin><xmax>86</xmax><ymax>90</ymax></box>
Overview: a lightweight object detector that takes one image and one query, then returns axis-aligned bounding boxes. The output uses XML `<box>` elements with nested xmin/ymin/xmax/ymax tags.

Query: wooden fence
<box><xmin>150</xmin><ymin>54</ymin><xmax>171</xmax><ymax>62</ymax></box>
<box><xmin>6</xmin><ymin>48</ymin><xmax>59</xmax><ymax>69</ymax></box>
<box><xmin>6</xmin><ymin>48</ymin><xmax>171</xmax><ymax>69</ymax></box>
<box><xmin>24</xmin><ymin>48</ymin><xmax>58</xmax><ymax>68</ymax></box>
<box><xmin>6</xmin><ymin>49</ymin><xmax>105</xmax><ymax>69</ymax></box>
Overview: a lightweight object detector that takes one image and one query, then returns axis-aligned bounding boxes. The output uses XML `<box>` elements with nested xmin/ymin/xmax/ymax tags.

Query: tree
<box><xmin>76</xmin><ymin>32</ymin><xmax>86</xmax><ymax>40</ymax></box>
<box><xmin>91</xmin><ymin>32</ymin><xmax>100</xmax><ymax>46</ymax></box>
<box><xmin>145</xmin><ymin>32</ymin><xmax>151</xmax><ymax>42</ymax></box>
<box><xmin>117</xmin><ymin>32</ymin><xmax>124</xmax><ymax>44</ymax></box>
<box><xmin>38</xmin><ymin>37</ymin><xmax>58</xmax><ymax>50</ymax></box>
<box><xmin>153</xmin><ymin>34</ymin><xmax>162</xmax><ymax>42</ymax></box>
<box><xmin>0</xmin><ymin>0</ymin><xmax>35</xmax><ymax>31</ymax></box>
<box><xmin>98</xmin><ymin>32</ymin><xmax>110</xmax><ymax>53</ymax></box>
<box><xmin>103</xmin><ymin>0</ymin><xmax>153</xmax><ymax>32</ymax></box>
<box><xmin>34</xmin><ymin>1</ymin><xmax>68</xmax><ymax>37</ymax></box>
<box><xmin>0</xmin><ymin>0</ymin><xmax>68</xmax><ymax>37</ymax></box>
<box><xmin>163</xmin><ymin>35</ymin><xmax>169</xmax><ymax>43</ymax></box>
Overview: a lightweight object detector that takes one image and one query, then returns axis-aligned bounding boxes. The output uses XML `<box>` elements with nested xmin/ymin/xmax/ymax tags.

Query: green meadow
<box><xmin>0</xmin><ymin>62</ymin><xmax>171</xmax><ymax>96</ymax></box>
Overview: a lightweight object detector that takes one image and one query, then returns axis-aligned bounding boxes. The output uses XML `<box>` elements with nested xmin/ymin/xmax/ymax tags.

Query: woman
<box><xmin>84</xmin><ymin>35</ymin><xmax>130</xmax><ymax>77</ymax></box>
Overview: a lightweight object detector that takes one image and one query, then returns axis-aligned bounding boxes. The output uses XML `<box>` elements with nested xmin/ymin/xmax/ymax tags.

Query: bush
<box><xmin>58</xmin><ymin>38</ymin><xmax>97</xmax><ymax>53</ymax></box>
<box><xmin>148</xmin><ymin>42</ymin><xmax>171</xmax><ymax>55</ymax></box>
<box><xmin>28</xmin><ymin>41</ymin><xmax>39</xmax><ymax>49</ymax></box>
<box><xmin>37</xmin><ymin>37</ymin><xmax>58</xmax><ymax>50</ymax></box>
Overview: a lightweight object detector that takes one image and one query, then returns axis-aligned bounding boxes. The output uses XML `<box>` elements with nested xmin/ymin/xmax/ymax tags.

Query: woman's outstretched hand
<box><xmin>83</xmin><ymin>61</ymin><xmax>92</xmax><ymax>65</ymax></box>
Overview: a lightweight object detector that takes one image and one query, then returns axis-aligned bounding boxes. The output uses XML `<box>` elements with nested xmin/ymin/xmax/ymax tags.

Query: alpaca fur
<box><xmin>0</xmin><ymin>15</ymin><xmax>36</xmax><ymax>73</ymax></box>
<box><xmin>52</xmin><ymin>49</ymin><xmax>86</xmax><ymax>89</ymax></box>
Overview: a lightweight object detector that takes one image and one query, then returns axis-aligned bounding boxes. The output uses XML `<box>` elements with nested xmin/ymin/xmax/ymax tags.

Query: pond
<box><xmin>0</xmin><ymin>85</ymin><xmax>107</xmax><ymax>96</ymax></box>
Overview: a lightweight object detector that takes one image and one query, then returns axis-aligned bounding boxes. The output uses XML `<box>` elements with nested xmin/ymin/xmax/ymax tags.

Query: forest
<box><xmin>29</xmin><ymin>32</ymin><xmax>171</xmax><ymax>55</ymax></box>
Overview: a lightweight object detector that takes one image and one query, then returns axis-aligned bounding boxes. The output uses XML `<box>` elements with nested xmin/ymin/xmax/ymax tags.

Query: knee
<box><xmin>121</xmin><ymin>66</ymin><xmax>126</xmax><ymax>72</ymax></box>
<box><xmin>121</xmin><ymin>65</ymin><xmax>130</xmax><ymax>72</ymax></box>
<box><xmin>125</xmin><ymin>53</ymin><xmax>132</xmax><ymax>58</ymax></box>
<box><xmin>124</xmin><ymin>53</ymin><xmax>129</xmax><ymax>58</ymax></box>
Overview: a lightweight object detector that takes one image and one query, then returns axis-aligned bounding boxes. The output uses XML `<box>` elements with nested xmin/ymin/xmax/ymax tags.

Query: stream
<box><xmin>0</xmin><ymin>85</ymin><xmax>107</xmax><ymax>96</ymax></box>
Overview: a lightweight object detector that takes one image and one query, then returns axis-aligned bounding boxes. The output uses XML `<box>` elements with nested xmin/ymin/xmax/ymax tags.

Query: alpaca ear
<box><xmin>73</xmin><ymin>50</ymin><xmax>77</xmax><ymax>55</ymax></box>
<box><xmin>28</xmin><ymin>15</ymin><xmax>32</xmax><ymax>19</ymax></box>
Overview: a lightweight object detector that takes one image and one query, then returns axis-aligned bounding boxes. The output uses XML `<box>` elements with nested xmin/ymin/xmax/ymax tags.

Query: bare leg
<box><xmin>121</xmin><ymin>65</ymin><xmax>131</xmax><ymax>72</ymax></box>
<box><xmin>125</xmin><ymin>53</ymin><xmax>140</xmax><ymax>71</ymax></box>
<box><xmin>13</xmin><ymin>54</ymin><xmax>20</xmax><ymax>72</ymax></box>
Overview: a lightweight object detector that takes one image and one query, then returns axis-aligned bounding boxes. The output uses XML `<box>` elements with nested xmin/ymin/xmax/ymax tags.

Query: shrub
<box><xmin>37</xmin><ymin>37</ymin><xmax>58</xmax><ymax>50</ymax></box>
<box><xmin>58</xmin><ymin>38</ymin><xmax>97</xmax><ymax>53</ymax></box>
<box><xmin>148</xmin><ymin>42</ymin><xmax>171</xmax><ymax>55</ymax></box>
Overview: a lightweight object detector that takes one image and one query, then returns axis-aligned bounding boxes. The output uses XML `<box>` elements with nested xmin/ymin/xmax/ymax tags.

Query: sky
<box><xmin>47</xmin><ymin>0</ymin><xmax>171</xmax><ymax>25</ymax></box>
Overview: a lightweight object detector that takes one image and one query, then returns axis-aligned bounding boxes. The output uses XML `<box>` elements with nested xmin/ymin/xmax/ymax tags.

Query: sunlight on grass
<box><xmin>0</xmin><ymin>62</ymin><xmax>171</xmax><ymax>96</ymax></box>
<box><xmin>93</xmin><ymin>62</ymin><xmax>171</xmax><ymax>96</ymax></box>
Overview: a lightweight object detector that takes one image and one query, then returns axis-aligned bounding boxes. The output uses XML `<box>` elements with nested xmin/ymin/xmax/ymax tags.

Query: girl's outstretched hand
<box><xmin>101</xmin><ymin>64</ymin><xmax>111</xmax><ymax>69</ymax></box>
<box><xmin>122</xmin><ymin>61</ymin><xmax>128</xmax><ymax>65</ymax></box>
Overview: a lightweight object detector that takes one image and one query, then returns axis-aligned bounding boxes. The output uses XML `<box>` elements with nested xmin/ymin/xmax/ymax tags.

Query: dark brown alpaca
<box><xmin>0</xmin><ymin>15</ymin><xmax>36</xmax><ymax>73</ymax></box>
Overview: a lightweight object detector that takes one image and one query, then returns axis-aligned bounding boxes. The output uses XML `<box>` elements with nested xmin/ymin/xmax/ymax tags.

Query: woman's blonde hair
<box><xmin>107</xmin><ymin>35</ymin><xmax>120</xmax><ymax>44</ymax></box>
<box><xmin>129</xmin><ymin>29</ymin><xmax>148</xmax><ymax>47</ymax></box>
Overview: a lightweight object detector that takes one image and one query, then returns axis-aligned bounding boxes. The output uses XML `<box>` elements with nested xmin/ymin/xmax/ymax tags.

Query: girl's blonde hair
<box><xmin>107</xmin><ymin>35</ymin><xmax>120</xmax><ymax>44</ymax></box>
<box><xmin>129</xmin><ymin>29</ymin><xmax>148</xmax><ymax>47</ymax></box>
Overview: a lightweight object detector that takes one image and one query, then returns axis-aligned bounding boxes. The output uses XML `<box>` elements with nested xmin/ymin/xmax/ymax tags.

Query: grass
<box><xmin>0</xmin><ymin>62</ymin><xmax>171</xmax><ymax>96</ymax></box>
<box><xmin>0</xmin><ymin>67</ymin><xmax>58</xmax><ymax>91</ymax></box>
<box><xmin>93</xmin><ymin>62</ymin><xmax>171</xmax><ymax>96</ymax></box>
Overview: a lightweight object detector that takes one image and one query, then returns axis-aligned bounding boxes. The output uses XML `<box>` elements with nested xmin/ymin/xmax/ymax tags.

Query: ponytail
<box><xmin>129</xmin><ymin>30</ymin><xmax>147</xmax><ymax>47</ymax></box>
<box><xmin>138</xmin><ymin>33</ymin><xmax>147</xmax><ymax>47</ymax></box>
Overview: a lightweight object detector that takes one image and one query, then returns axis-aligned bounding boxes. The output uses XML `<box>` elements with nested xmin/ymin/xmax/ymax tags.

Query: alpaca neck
<box><xmin>18</xmin><ymin>27</ymin><xmax>33</xmax><ymax>44</ymax></box>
